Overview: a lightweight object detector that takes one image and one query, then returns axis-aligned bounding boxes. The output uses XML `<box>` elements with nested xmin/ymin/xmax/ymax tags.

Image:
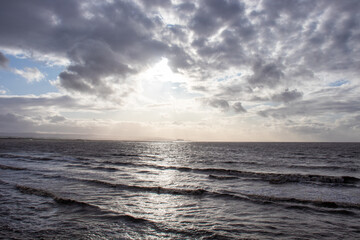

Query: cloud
<box><xmin>13</xmin><ymin>67</ymin><xmax>45</xmax><ymax>83</ymax></box>
<box><xmin>271</xmin><ymin>89</ymin><xmax>303</xmax><ymax>103</ymax></box>
<box><xmin>247</xmin><ymin>60</ymin><xmax>284</xmax><ymax>88</ymax></box>
<box><xmin>189</xmin><ymin>0</ymin><xmax>244</xmax><ymax>36</ymax></box>
<box><xmin>0</xmin><ymin>0</ymin><xmax>360</xmax><ymax>140</ymax></box>
<box><xmin>0</xmin><ymin>51</ymin><xmax>8</xmax><ymax>68</ymax></box>
<box><xmin>46</xmin><ymin>115</ymin><xmax>67</xmax><ymax>123</ymax></box>
<box><xmin>0</xmin><ymin>94</ymin><xmax>89</xmax><ymax>113</ymax></box>
<box><xmin>203</xmin><ymin>98</ymin><xmax>230</xmax><ymax>112</ymax></box>
<box><xmin>0</xmin><ymin>113</ymin><xmax>34</xmax><ymax>133</ymax></box>
<box><xmin>232</xmin><ymin>102</ymin><xmax>246</xmax><ymax>113</ymax></box>
<box><xmin>259</xmin><ymin>98</ymin><xmax>360</xmax><ymax>118</ymax></box>
<box><xmin>0</xmin><ymin>0</ymin><xmax>170</xmax><ymax>98</ymax></box>
<box><xmin>1</xmin><ymin>1</ymin><xmax>359</xmax><ymax>93</ymax></box>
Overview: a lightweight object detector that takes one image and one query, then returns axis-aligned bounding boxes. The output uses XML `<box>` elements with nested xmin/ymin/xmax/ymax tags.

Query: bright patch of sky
<box><xmin>0</xmin><ymin>54</ymin><xmax>62</xmax><ymax>95</ymax></box>
<box><xmin>139</xmin><ymin>58</ymin><xmax>201</xmax><ymax>103</ymax></box>
<box><xmin>328</xmin><ymin>79</ymin><xmax>349</xmax><ymax>87</ymax></box>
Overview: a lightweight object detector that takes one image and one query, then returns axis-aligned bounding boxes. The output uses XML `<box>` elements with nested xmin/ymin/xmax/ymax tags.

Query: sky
<box><xmin>0</xmin><ymin>0</ymin><xmax>359</xmax><ymax>142</ymax></box>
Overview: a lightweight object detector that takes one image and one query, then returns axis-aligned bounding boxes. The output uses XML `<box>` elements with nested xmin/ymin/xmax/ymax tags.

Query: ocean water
<box><xmin>0</xmin><ymin>139</ymin><xmax>359</xmax><ymax>239</ymax></box>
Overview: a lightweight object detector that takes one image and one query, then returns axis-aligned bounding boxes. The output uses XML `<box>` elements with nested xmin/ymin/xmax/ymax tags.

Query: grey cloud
<box><xmin>176</xmin><ymin>2</ymin><xmax>196</xmax><ymax>12</ymax></box>
<box><xmin>191</xmin><ymin>85</ymin><xmax>208</xmax><ymax>92</ymax></box>
<box><xmin>0</xmin><ymin>112</ymin><xmax>80</xmax><ymax>137</ymax></box>
<box><xmin>139</xmin><ymin>0</ymin><xmax>172</xmax><ymax>9</ymax></box>
<box><xmin>47</xmin><ymin>115</ymin><xmax>67</xmax><ymax>123</ymax></box>
<box><xmin>190</xmin><ymin>0</ymin><xmax>359</xmax><ymax>95</ymax></box>
<box><xmin>271</xmin><ymin>89</ymin><xmax>303</xmax><ymax>103</ymax></box>
<box><xmin>248</xmin><ymin>60</ymin><xmax>284</xmax><ymax>88</ymax></box>
<box><xmin>260</xmin><ymin>0</ymin><xmax>317</xmax><ymax>24</ymax></box>
<box><xmin>202</xmin><ymin>98</ymin><xmax>246</xmax><ymax>114</ymax></box>
<box><xmin>0</xmin><ymin>0</ymin><xmax>171</xmax><ymax>98</ymax></box>
<box><xmin>167</xmin><ymin>45</ymin><xmax>194</xmax><ymax>71</ymax></box>
<box><xmin>259</xmin><ymin>98</ymin><xmax>360</xmax><ymax>119</ymax></box>
<box><xmin>232</xmin><ymin>102</ymin><xmax>246</xmax><ymax>113</ymax></box>
<box><xmin>282</xmin><ymin>114</ymin><xmax>360</xmax><ymax>142</ymax></box>
<box><xmin>0</xmin><ymin>113</ymin><xmax>33</xmax><ymax>133</ymax></box>
<box><xmin>163</xmin><ymin>24</ymin><xmax>188</xmax><ymax>43</ymax></box>
<box><xmin>189</xmin><ymin>0</ymin><xmax>244</xmax><ymax>36</ymax></box>
<box><xmin>204</xmin><ymin>0</ymin><xmax>244</xmax><ymax>20</ymax></box>
<box><xmin>0</xmin><ymin>0</ymin><xmax>360</xmax><ymax>113</ymax></box>
<box><xmin>203</xmin><ymin>98</ymin><xmax>230</xmax><ymax>111</ymax></box>
<box><xmin>59</xmin><ymin>40</ymin><xmax>135</xmax><ymax>96</ymax></box>
<box><xmin>0</xmin><ymin>95</ymin><xmax>87</xmax><ymax>112</ymax></box>
<box><xmin>259</xmin><ymin>85</ymin><xmax>360</xmax><ymax>118</ymax></box>
<box><xmin>0</xmin><ymin>51</ymin><xmax>8</xmax><ymax>68</ymax></box>
<box><xmin>194</xmin><ymin>30</ymin><xmax>247</xmax><ymax>70</ymax></box>
<box><xmin>217</xmin><ymin>83</ymin><xmax>244</xmax><ymax>98</ymax></box>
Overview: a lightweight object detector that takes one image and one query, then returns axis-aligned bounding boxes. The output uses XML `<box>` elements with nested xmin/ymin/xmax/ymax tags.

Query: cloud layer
<box><xmin>0</xmin><ymin>0</ymin><xmax>359</xmax><ymax>141</ymax></box>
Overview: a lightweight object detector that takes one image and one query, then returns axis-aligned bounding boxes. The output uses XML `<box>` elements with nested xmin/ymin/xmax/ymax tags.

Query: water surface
<box><xmin>0</xmin><ymin>139</ymin><xmax>359</xmax><ymax>239</ymax></box>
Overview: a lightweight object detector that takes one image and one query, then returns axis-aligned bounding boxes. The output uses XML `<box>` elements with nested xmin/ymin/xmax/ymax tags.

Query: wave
<box><xmin>208</xmin><ymin>175</ymin><xmax>238</xmax><ymax>180</ymax></box>
<box><xmin>29</xmin><ymin>156</ymin><xmax>54</xmax><ymax>161</ymax></box>
<box><xmin>98</xmin><ymin>161</ymin><xmax>360</xmax><ymax>186</ymax></box>
<box><xmin>91</xmin><ymin>166</ymin><xmax>119</xmax><ymax>172</ymax></box>
<box><xmin>111</xmin><ymin>153</ymin><xmax>141</xmax><ymax>157</ymax></box>
<box><xmin>15</xmin><ymin>184</ymin><xmax>151</xmax><ymax>224</ymax></box>
<box><xmin>0</xmin><ymin>179</ymin><xmax>11</xmax><ymax>185</ymax></box>
<box><xmin>0</xmin><ymin>153</ymin><xmax>55</xmax><ymax>161</ymax></box>
<box><xmin>68</xmin><ymin>177</ymin><xmax>360</xmax><ymax>212</ymax></box>
<box><xmin>187</xmin><ymin>168</ymin><xmax>359</xmax><ymax>185</ymax></box>
<box><xmin>0</xmin><ymin>164</ymin><xmax>27</xmax><ymax>171</ymax></box>
<box><xmin>14</xmin><ymin>183</ymin><xmax>231</xmax><ymax>238</ymax></box>
<box><xmin>0</xmin><ymin>153</ymin><xmax>19</xmax><ymax>159</ymax></box>
<box><xmin>74</xmin><ymin>178</ymin><xmax>207</xmax><ymax>196</ymax></box>
<box><xmin>102</xmin><ymin>161</ymin><xmax>137</xmax><ymax>167</ymax></box>
<box><xmin>110</xmin><ymin>153</ymin><xmax>159</xmax><ymax>159</ymax></box>
<box><xmin>239</xmin><ymin>192</ymin><xmax>360</xmax><ymax>210</ymax></box>
<box><xmin>288</xmin><ymin>164</ymin><xmax>358</xmax><ymax>172</ymax></box>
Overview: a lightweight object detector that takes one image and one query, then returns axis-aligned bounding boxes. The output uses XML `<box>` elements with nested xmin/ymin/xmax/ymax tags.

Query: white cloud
<box><xmin>13</xmin><ymin>67</ymin><xmax>45</xmax><ymax>83</ymax></box>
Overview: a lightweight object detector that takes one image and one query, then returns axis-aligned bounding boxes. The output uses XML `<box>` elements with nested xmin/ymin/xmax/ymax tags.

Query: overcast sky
<box><xmin>0</xmin><ymin>0</ymin><xmax>359</xmax><ymax>141</ymax></box>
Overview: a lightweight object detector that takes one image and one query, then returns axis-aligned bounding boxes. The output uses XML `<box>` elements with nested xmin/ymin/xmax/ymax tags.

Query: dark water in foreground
<box><xmin>0</xmin><ymin>139</ymin><xmax>359</xmax><ymax>239</ymax></box>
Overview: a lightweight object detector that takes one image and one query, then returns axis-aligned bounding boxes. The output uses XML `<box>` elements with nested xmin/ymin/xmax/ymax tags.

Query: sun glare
<box><xmin>138</xmin><ymin>58</ymin><xmax>188</xmax><ymax>104</ymax></box>
<box><xmin>143</xmin><ymin>58</ymin><xmax>186</xmax><ymax>83</ymax></box>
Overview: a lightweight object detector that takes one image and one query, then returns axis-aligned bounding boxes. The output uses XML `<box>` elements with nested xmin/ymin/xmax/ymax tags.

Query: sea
<box><xmin>0</xmin><ymin>139</ymin><xmax>359</xmax><ymax>239</ymax></box>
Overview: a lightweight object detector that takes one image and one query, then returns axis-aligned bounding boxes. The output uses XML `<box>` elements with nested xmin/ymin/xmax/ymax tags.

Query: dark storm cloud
<box><xmin>0</xmin><ymin>51</ymin><xmax>8</xmax><ymax>68</ymax></box>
